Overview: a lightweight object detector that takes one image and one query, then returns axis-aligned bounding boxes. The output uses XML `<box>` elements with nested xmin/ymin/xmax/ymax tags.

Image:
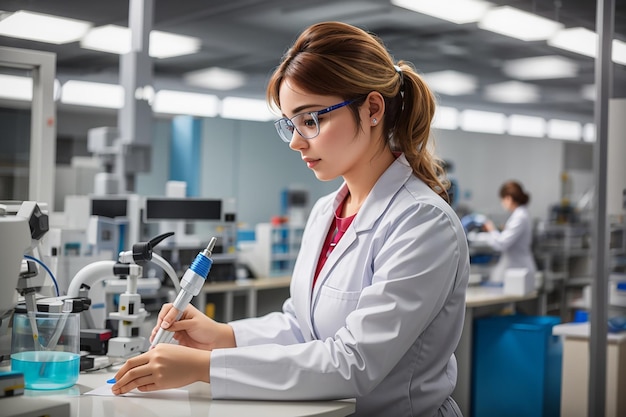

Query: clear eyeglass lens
<box><xmin>276</xmin><ymin>119</ymin><xmax>294</xmax><ymax>143</ymax></box>
<box><xmin>276</xmin><ymin>112</ymin><xmax>320</xmax><ymax>143</ymax></box>
<box><xmin>291</xmin><ymin>112</ymin><xmax>320</xmax><ymax>139</ymax></box>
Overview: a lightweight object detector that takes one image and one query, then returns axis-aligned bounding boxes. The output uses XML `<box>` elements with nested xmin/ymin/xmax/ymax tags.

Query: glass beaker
<box><xmin>11</xmin><ymin>311</ymin><xmax>80</xmax><ymax>390</ymax></box>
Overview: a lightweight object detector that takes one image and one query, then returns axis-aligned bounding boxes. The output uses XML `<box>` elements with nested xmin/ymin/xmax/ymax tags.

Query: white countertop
<box><xmin>3</xmin><ymin>368</ymin><xmax>355</xmax><ymax>417</ymax></box>
<box><xmin>552</xmin><ymin>322</ymin><xmax>626</xmax><ymax>343</ymax></box>
<box><xmin>465</xmin><ymin>285</ymin><xmax>538</xmax><ymax>308</ymax></box>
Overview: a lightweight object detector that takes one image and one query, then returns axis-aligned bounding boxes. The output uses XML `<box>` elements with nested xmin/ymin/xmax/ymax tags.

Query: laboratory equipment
<box><xmin>0</xmin><ymin>203</ymin><xmax>32</xmax><ymax>324</ymax></box>
<box><xmin>67</xmin><ymin>229</ymin><xmax>180</xmax><ymax>329</ymax></box>
<box><xmin>151</xmin><ymin>237</ymin><xmax>217</xmax><ymax>347</ymax></box>
<box><xmin>68</xmin><ymin>232</ymin><xmax>180</xmax><ymax>358</ymax></box>
<box><xmin>144</xmin><ymin>197</ymin><xmax>222</xmax><ymax>221</ymax></box>
<box><xmin>11</xmin><ymin>307</ymin><xmax>80</xmax><ymax>390</ymax></box>
<box><xmin>144</xmin><ymin>196</ymin><xmax>223</xmax><ymax>246</ymax></box>
<box><xmin>280</xmin><ymin>187</ymin><xmax>309</xmax><ymax>227</ymax></box>
<box><xmin>461</xmin><ymin>213</ymin><xmax>487</xmax><ymax>233</ymax></box>
<box><xmin>0</xmin><ymin>201</ymin><xmax>71</xmax><ymax>414</ymax></box>
<box><xmin>105</xmin><ymin>260</ymin><xmax>147</xmax><ymax>357</ymax></box>
<box><xmin>143</xmin><ymin>196</ymin><xmax>238</xmax><ymax>281</ymax></box>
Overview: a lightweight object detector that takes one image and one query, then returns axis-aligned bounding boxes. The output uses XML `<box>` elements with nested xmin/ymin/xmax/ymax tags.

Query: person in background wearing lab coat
<box><xmin>483</xmin><ymin>181</ymin><xmax>537</xmax><ymax>283</ymax></box>
<box><xmin>112</xmin><ymin>21</ymin><xmax>470</xmax><ymax>417</ymax></box>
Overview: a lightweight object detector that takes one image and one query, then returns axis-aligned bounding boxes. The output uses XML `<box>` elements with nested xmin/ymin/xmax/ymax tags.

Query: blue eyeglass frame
<box><xmin>274</xmin><ymin>99</ymin><xmax>356</xmax><ymax>143</ymax></box>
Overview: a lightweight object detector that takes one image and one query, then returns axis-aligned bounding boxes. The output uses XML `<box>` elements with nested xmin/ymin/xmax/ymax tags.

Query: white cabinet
<box><xmin>553</xmin><ymin>323</ymin><xmax>626</xmax><ymax>417</ymax></box>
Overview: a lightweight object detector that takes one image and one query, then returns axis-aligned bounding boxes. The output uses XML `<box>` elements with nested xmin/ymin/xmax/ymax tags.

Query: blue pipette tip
<box><xmin>107</xmin><ymin>378</ymin><xmax>116</xmax><ymax>384</ymax></box>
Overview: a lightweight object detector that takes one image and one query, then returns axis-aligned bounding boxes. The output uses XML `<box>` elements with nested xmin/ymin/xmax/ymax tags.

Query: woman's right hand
<box><xmin>150</xmin><ymin>303</ymin><xmax>236</xmax><ymax>350</ymax></box>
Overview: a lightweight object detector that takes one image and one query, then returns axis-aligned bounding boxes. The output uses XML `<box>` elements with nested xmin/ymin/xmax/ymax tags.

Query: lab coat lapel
<box><xmin>310</xmin><ymin>154</ymin><xmax>413</xmax><ymax>305</ymax></box>
<box><xmin>311</xmin><ymin>226</ymin><xmax>357</xmax><ymax>302</ymax></box>
<box><xmin>295</xmin><ymin>190</ymin><xmax>341</xmax><ymax>338</ymax></box>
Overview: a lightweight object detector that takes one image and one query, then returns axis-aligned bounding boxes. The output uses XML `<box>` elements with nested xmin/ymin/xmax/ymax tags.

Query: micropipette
<box><xmin>151</xmin><ymin>237</ymin><xmax>217</xmax><ymax>348</ymax></box>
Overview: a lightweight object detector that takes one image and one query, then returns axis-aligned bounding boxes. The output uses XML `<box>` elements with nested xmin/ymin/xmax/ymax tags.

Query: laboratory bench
<box><xmin>2</xmin><ymin>279</ymin><xmax>543</xmax><ymax>417</ymax></box>
<box><xmin>194</xmin><ymin>275</ymin><xmax>292</xmax><ymax>322</ymax></box>
<box><xmin>3</xmin><ymin>368</ymin><xmax>356</xmax><ymax>417</ymax></box>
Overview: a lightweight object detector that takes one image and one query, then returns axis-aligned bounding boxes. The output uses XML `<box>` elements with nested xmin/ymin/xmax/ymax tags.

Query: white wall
<box><xmin>197</xmin><ymin>117</ymin><xmax>342</xmax><ymax>227</ymax></box>
<box><xmin>434</xmin><ymin>129</ymin><xmax>564</xmax><ymax>222</ymax></box>
<box><xmin>51</xmin><ymin>110</ymin><xmax>580</xmax><ymax>227</ymax></box>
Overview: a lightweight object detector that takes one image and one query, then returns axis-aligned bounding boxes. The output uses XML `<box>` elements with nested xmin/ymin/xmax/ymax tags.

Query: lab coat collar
<box><xmin>351</xmin><ymin>153</ymin><xmax>412</xmax><ymax>233</ymax></box>
<box><xmin>308</xmin><ymin>153</ymin><xmax>413</xmax><ymax>317</ymax></box>
<box><xmin>317</xmin><ymin>153</ymin><xmax>413</xmax><ymax>233</ymax></box>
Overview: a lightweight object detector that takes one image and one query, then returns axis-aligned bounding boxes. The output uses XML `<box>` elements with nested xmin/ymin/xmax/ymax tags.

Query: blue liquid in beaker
<box><xmin>11</xmin><ymin>351</ymin><xmax>79</xmax><ymax>390</ymax></box>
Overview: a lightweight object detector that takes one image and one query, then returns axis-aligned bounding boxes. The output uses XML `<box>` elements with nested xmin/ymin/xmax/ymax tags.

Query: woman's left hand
<box><xmin>111</xmin><ymin>344</ymin><xmax>211</xmax><ymax>395</ymax></box>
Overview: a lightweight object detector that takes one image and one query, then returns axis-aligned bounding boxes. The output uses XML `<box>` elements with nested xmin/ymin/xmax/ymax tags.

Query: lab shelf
<box><xmin>239</xmin><ymin>223</ymin><xmax>304</xmax><ymax>277</ymax></box>
<box><xmin>535</xmin><ymin>220</ymin><xmax>626</xmax><ymax>321</ymax></box>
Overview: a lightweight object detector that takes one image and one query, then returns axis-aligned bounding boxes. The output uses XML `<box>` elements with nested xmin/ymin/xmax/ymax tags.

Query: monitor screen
<box><xmin>288</xmin><ymin>190</ymin><xmax>308</xmax><ymax>207</ymax></box>
<box><xmin>91</xmin><ymin>198</ymin><xmax>128</xmax><ymax>218</ymax></box>
<box><xmin>145</xmin><ymin>198</ymin><xmax>222</xmax><ymax>221</ymax></box>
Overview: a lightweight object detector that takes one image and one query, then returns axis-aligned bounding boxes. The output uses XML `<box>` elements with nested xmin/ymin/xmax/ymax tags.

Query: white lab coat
<box><xmin>485</xmin><ymin>206</ymin><xmax>536</xmax><ymax>283</ymax></box>
<box><xmin>210</xmin><ymin>154</ymin><xmax>470</xmax><ymax>417</ymax></box>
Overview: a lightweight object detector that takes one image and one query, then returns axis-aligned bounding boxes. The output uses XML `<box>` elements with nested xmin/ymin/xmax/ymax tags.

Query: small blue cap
<box><xmin>107</xmin><ymin>378</ymin><xmax>116</xmax><ymax>384</ymax></box>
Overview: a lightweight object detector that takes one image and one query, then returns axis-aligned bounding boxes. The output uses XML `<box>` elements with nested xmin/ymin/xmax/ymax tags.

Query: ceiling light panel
<box><xmin>422</xmin><ymin>70</ymin><xmax>477</xmax><ymax>96</ymax></box>
<box><xmin>508</xmin><ymin>114</ymin><xmax>546</xmax><ymax>137</ymax></box>
<box><xmin>152</xmin><ymin>90</ymin><xmax>219</xmax><ymax>117</ymax></box>
<box><xmin>547</xmin><ymin>119</ymin><xmax>582</xmax><ymax>141</ymax></box>
<box><xmin>549</xmin><ymin>28</ymin><xmax>626</xmax><ymax>65</ymax></box>
<box><xmin>391</xmin><ymin>0</ymin><xmax>493</xmax><ymax>24</ymax></box>
<box><xmin>502</xmin><ymin>55</ymin><xmax>578</xmax><ymax>80</ymax></box>
<box><xmin>184</xmin><ymin>67</ymin><xmax>246</xmax><ymax>91</ymax></box>
<box><xmin>583</xmin><ymin>123</ymin><xmax>596</xmax><ymax>142</ymax></box>
<box><xmin>0</xmin><ymin>10</ymin><xmax>92</xmax><ymax>44</ymax></box>
<box><xmin>221</xmin><ymin>97</ymin><xmax>275</xmax><ymax>121</ymax></box>
<box><xmin>460</xmin><ymin>109</ymin><xmax>506</xmax><ymax>134</ymax></box>
<box><xmin>81</xmin><ymin>25</ymin><xmax>130</xmax><ymax>54</ymax></box>
<box><xmin>479</xmin><ymin>6</ymin><xmax>563</xmax><ymax>41</ymax></box>
<box><xmin>612</xmin><ymin>39</ymin><xmax>626</xmax><ymax>66</ymax></box>
<box><xmin>548</xmin><ymin>27</ymin><xmax>596</xmax><ymax>58</ymax></box>
<box><xmin>484</xmin><ymin>81</ymin><xmax>540</xmax><ymax>103</ymax></box>
<box><xmin>432</xmin><ymin>106</ymin><xmax>459</xmax><ymax>130</ymax></box>
<box><xmin>61</xmin><ymin>80</ymin><xmax>124</xmax><ymax>109</ymax></box>
<box><xmin>81</xmin><ymin>25</ymin><xmax>201</xmax><ymax>58</ymax></box>
<box><xmin>149</xmin><ymin>31</ymin><xmax>201</xmax><ymax>59</ymax></box>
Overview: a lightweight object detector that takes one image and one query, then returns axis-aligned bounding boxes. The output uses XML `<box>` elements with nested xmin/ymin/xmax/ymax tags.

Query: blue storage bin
<box><xmin>471</xmin><ymin>315</ymin><xmax>562</xmax><ymax>417</ymax></box>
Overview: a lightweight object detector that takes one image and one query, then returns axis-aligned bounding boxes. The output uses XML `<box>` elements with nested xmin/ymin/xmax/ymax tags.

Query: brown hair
<box><xmin>266</xmin><ymin>21</ymin><xmax>449</xmax><ymax>201</ymax></box>
<box><xmin>499</xmin><ymin>181</ymin><xmax>530</xmax><ymax>205</ymax></box>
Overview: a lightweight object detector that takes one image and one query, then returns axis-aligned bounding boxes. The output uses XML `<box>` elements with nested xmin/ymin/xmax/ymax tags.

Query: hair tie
<box><xmin>394</xmin><ymin>64</ymin><xmax>405</xmax><ymax>104</ymax></box>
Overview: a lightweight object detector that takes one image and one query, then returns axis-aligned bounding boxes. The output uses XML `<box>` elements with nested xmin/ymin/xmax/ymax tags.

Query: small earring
<box><xmin>372</xmin><ymin>118</ymin><xmax>378</xmax><ymax>125</ymax></box>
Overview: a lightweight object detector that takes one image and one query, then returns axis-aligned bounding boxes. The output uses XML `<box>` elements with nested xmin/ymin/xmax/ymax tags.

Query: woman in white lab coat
<box><xmin>112</xmin><ymin>21</ymin><xmax>470</xmax><ymax>417</ymax></box>
<box><xmin>484</xmin><ymin>181</ymin><xmax>537</xmax><ymax>283</ymax></box>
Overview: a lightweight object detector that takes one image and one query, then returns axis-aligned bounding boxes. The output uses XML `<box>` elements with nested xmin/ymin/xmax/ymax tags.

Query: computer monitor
<box><xmin>144</xmin><ymin>198</ymin><xmax>222</xmax><ymax>222</ymax></box>
<box><xmin>90</xmin><ymin>197</ymin><xmax>128</xmax><ymax>218</ymax></box>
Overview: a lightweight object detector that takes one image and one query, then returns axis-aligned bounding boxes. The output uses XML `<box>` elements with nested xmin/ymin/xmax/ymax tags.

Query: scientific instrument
<box><xmin>151</xmin><ymin>237</ymin><xmax>217</xmax><ymax>347</ymax></box>
<box><xmin>68</xmin><ymin>232</ymin><xmax>180</xmax><ymax>358</ymax></box>
<box><xmin>0</xmin><ymin>201</ymin><xmax>71</xmax><ymax>414</ymax></box>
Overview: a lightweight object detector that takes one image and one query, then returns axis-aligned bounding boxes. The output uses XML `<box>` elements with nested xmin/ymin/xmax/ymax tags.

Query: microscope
<box><xmin>0</xmin><ymin>201</ymin><xmax>60</xmax><ymax>397</ymax></box>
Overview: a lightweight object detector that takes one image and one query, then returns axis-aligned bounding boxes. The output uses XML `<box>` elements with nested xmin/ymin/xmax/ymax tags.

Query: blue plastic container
<box><xmin>471</xmin><ymin>315</ymin><xmax>562</xmax><ymax>417</ymax></box>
